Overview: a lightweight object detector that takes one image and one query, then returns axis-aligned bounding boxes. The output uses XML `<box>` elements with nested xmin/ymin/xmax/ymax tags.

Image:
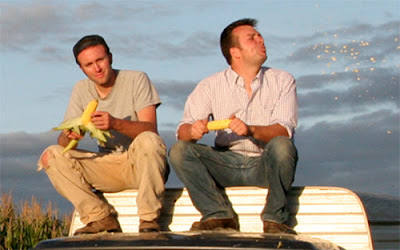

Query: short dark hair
<box><xmin>220</xmin><ymin>18</ymin><xmax>258</xmax><ymax>65</ymax></box>
<box><xmin>73</xmin><ymin>35</ymin><xmax>110</xmax><ymax>65</ymax></box>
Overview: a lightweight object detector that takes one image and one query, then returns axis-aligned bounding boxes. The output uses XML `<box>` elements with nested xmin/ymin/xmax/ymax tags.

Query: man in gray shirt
<box><xmin>38</xmin><ymin>35</ymin><xmax>169</xmax><ymax>234</ymax></box>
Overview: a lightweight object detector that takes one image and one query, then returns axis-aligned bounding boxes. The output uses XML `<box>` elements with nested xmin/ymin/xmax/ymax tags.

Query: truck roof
<box><xmin>34</xmin><ymin>231</ymin><xmax>341</xmax><ymax>250</ymax></box>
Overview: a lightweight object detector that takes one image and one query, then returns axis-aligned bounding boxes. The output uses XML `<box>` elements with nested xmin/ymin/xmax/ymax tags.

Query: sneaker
<box><xmin>190</xmin><ymin>218</ymin><xmax>239</xmax><ymax>231</ymax></box>
<box><xmin>263</xmin><ymin>220</ymin><xmax>297</xmax><ymax>235</ymax></box>
<box><xmin>139</xmin><ymin>219</ymin><xmax>161</xmax><ymax>233</ymax></box>
<box><xmin>74</xmin><ymin>214</ymin><xmax>122</xmax><ymax>235</ymax></box>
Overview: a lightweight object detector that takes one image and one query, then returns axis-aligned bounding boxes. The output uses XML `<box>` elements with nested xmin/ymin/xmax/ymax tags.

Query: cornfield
<box><xmin>0</xmin><ymin>192</ymin><xmax>71</xmax><ymax>249</ymax></box>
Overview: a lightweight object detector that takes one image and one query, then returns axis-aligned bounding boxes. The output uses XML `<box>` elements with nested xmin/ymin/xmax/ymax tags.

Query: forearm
<box><xmin>112</xmin><ymin>118</ymin><xmax>158</xmax><ymax>139</ymax></box>
<box><xmin>248</xmin><ymin>124</ymin><xmax>289</xmax><ymax>143</ymax></box>
<box><xmin>57</xmin><ymin>132</ymin><xmax>68</xmax><ymax>146</ymax></box>
<box><xmin>177</xmin><ymin>124</ymin><xmax>195</xmax><ymax>142</ymax></box>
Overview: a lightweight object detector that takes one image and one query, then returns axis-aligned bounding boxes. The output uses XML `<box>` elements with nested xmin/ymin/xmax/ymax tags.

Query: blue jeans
<box><xmin>169</xmin><ymin>136</ymin><xmax>298</xmax><ymax>223</ymax></box>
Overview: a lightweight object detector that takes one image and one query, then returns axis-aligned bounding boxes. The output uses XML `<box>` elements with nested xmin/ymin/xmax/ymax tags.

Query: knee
<box><xmin>264</xmin><ymin>136</ymin><xmax>298</xmax><ymax>162</ymax></box>
<box><xmin>168</xmin><ymin>140</ymin><xmax>191</xmax><ymax>169</ymax></box>
<box><xmin>37</xmin><ymin>145</ymin><xmax>64</xmax><ymax>171</ymax></box>
<box><xmin>130</xmin><ymin>131</ymin><xmax>166</xmax><ymax>156</ymax></box>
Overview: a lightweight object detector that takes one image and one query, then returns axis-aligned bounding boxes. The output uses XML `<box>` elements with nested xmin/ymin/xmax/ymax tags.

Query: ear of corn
<box><xmin>52</xmin><ymin>99</ymin><xmax>111</xmax><ymax>154</ymax></box>
<box><xmin>61</xmin><ymin>139</ymin><xmax>79</xmax><ymax>155</ymax></box>
<box><xmin>207</xmin><ymin>119</ymin><xmax>232</xmax><ymax>130</ymax></box>
<box><xmin>85</xmin><ymin>122</ymin><xmax>111</xmax><ymax>147</ymax></box>
<box><xmin>81</xmin><ymin>99</ymin><xmax>98</xmax><ymax>125</ymax></box>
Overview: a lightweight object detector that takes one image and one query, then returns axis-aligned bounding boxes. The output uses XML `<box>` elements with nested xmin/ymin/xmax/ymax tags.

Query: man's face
<box><xmin>77</xmin><ymin>45</ymin><xmax>114</xmax><ymax>86</ymax></box>
<box><xmin>232</xmin><ymin>25</ymin><xmax>267</xmax><ymax>66</ymax></box>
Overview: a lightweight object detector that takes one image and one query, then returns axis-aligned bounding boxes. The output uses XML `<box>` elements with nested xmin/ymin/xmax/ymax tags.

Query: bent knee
<box><xmin>130</xmin><ymin>131</ymin><xmax>166</xmax><ymax>155</ymax></box>
<box><xmin>265</xmin><ymin>136</ymin><xmax>297</xmax><ymax>158</ymax></box>
<box><xmin>37</xmin><ymin>145</ymin><xmax>64</xmax><ymax>171</ymax></box>
<box><xmin>169</xmin><ymin>140</ymin><xmax>187</xmax><ymax>155</ymax></box>
<box><xmin>169</xmin><ymin>141</ymin><xmax>200</xmax><ymax>174</ymax></box>
<box><xmin>168</xmin><ymin>140</ymin><xmax>190</xmax><ymax>162</ymax></box>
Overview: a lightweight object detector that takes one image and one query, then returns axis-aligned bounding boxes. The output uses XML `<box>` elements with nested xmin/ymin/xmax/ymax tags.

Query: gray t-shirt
<box><xmin>64</xmin><ymin>70</ymin><xmax>161</xmax><ymax>152</ymax></box>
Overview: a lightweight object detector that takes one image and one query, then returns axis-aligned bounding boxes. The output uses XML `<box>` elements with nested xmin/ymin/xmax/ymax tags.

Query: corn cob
<box><xmin>207</xmin><ymin>119</ymin><xmax>232</xmax><ymax>130</ymax></box>
<box><xmin>81</xmin><ymin>99</ymin><xmax>98</xmax><ymax>125</ymax></box>
<box><xmin>53</xmin><ymin>99</ymin><xmax>111</xmax><ymax>154</ymax></box>
<box><xmin>61</xmin><ymin>139</ymin><xmax>79</xmax><ymax>154</ymax></box>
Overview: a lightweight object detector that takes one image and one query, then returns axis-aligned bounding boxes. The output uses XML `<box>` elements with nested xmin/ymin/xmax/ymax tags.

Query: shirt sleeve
<box><xmin>270</xmin><ymin>73</ymin><xmax>298</xmax><ymax>138</ymax></box>
<box><xmin>132</xmin><ymin>72</ymin><xmax>162</xmax><ymax>113</ymax></box>
<box><xmin>176</xmin><ymin>80</ymin><xmax>212</xmax><ymax>135</ymax></box>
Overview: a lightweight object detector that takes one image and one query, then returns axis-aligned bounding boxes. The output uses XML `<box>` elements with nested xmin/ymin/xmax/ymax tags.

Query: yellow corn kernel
<box><xmin>81</xmin><ymin>99</ymin><xmax>98</xmax><ymax>125</ymax></box>
<box><xmin>207</xmin><ymin>119</ymin><xmax>232</xmax><ymax>130</ymax></box>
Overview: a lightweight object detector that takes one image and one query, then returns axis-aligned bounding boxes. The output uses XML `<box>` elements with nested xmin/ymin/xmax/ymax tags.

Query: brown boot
<box><xmin>263</xmin><ymin>220</ymin><xmax>297</xmax><ymax>235</ymax></box>
<box><xmin>74</xmin><ymin>214</ymin><xmax>122</xmax><ymax>235</ymax></box>
<box><xmin>139</xmin><ymin>219</ymin><xmax>161</xmax><ymax>233</ymax></box>
<box><xmin>190</xmin><ymin>218</ymin><xmax>239</xmax><ymax>231</ymax></box>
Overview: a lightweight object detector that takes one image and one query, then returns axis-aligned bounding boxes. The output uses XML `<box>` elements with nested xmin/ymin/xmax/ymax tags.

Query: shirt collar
<box><xmin>227</xmin><ymin>66</ymin><xmax>265</xmax><ymax>86</ymax></box>
<box><xmin>226</xmin><ymin>67</ymin><xmax>239</xmax><ymax>86</ymax></box>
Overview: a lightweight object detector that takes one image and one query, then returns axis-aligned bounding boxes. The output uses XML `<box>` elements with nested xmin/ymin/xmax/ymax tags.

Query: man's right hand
<box><xmin>58</xmin><ymin>129</ymin><xmax>84</xmax><ymax>147</ymax></box>
<box><xmin>190</xmin><ymin>119</ymin><xmax>209</xmax><ymax>141</ymax></box>
<box><xmin>63</xmin><ymin>129</ymin><xmax>84</xmax><ymax>140</ymax></box>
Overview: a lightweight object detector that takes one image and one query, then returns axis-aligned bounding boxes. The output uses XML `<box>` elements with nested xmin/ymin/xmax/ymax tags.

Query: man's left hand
<box><xmin>91</xmin><ymin>111</ymin><xmax>116</xmax><ymax>130</ymax></box>
<box><xmin>229</xmin><ymin>115</ymin><xmax>250</xmax><ymax>137</ymax></box>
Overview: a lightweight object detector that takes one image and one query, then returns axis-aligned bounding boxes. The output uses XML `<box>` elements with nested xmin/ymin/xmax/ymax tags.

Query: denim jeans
<box><xmin>169</xmin><ymin>136</ymin><xmax>298</xmax><ymax>224</ymax></box>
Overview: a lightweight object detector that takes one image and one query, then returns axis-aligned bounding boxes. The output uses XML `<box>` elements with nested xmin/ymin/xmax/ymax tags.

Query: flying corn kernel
<box><xmin>207</xmin><ymin>119</ymin><xmax>232</xmax><ymax>130</ymax></box>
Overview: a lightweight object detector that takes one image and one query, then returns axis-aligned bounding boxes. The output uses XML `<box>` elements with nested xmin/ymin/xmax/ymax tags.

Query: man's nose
<box><xmin>257</xmin><ymin>35</ymin><xmax>264</xmax><ymax>44</ymax></box>
<box><xmin>94</xmin><ymin>63</ymin><xmax>101</xmax><ymax>71</ymax></box>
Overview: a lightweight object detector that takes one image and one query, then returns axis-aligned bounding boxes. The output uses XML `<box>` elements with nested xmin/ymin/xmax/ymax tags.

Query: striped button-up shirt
<box><xmin>178</xmin><ymin>66</ymin><xmax>298</xmax><ymax>156</ymax></box>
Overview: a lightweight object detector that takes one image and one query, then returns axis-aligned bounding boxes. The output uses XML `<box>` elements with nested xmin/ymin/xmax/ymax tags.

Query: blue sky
<box><xmin>1</xmin><ymin>0</ymin><xmax>399</xmax><ymax>214</ymax></box>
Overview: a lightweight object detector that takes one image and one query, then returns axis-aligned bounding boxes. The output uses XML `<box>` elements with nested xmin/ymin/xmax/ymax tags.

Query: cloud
<box><xmin>110</xmin><ymin>30</ymin><xmax>218</xmax><ymax>61</ymax></box>
<box><xmin>0</xmin><ymin>1</ymin><xmax>220</xmax><ymax>62</ymax></box>
<box><xmin>154</xmin><ymin>79</ymin><xmax>197</xmax><ymax>108</ymax></box>
<box><xmin>0</xmin><ymin>1</ymin><xmax>70</xmax><ymax>51</ymax></box>
<box><xmin>294</xmin><ymin>109</ymin><xmax>399</xmax><ymax>196</ymax></box>
<box><xmin>297</xmin><ymin>67</ymin><xmax>399</xmax><ymax>120</ymax></box>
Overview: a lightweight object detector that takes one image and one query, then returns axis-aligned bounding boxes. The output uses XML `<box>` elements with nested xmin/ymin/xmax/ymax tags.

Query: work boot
<box><xmin>139</xmin><ymin>219</ymin><xmax>161</xmax><ymax>233</ymax></box>
<box><xmin>74</xmin><ymin>214</ymin><xmax>122</xmax><ymax>235</ymax></box>
<box><xmin>263</xmin><ymin>220</ymin><xmax>297</xmax><ymax>235</ymax></box>
<box><xmin>190</xmin><ymin>218</ymin><xmax>239</xmax><ymax>231</ymax></box>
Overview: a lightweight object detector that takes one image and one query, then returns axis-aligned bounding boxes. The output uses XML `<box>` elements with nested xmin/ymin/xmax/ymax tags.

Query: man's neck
<box><xmin>231</xmin><ymin>64</ymin><xmax>261</xmax><ymax>98</ymax></box>
<box><xmin>232</xmin><ymin>63</ymin><xmax>261</xmax><ymax>86</ymax></box>
<box><xmin>95</xmin><ymin>69</ymin><xmax>117</xmax><ymax>98</ymax></box>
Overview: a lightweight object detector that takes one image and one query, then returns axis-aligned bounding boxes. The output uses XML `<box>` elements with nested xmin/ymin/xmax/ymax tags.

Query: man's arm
<box><xmin>91</xmin><ymin>105</ymin><xmax>158</xmax><ymax>139</ymax></box>
<box><xmin>229</xmin><ymin>117</ymin><xmax>289</xmax><ymax>143</ymax></box>
<box><xmin>247</xmin><ymin>124</ymin><xmax>289</xmax><ymax>142</ymax></box>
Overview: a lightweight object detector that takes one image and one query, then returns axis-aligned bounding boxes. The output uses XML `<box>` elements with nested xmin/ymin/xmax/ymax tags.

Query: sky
<box><xmin>0</xmin><ymin>0</ymin><xmax>399</xmax><ymax>215</ymax></box>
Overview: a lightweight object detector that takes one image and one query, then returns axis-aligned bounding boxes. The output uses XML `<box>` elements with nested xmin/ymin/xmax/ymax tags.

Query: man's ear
<box><xmin>230</xmin><ymin>47</ymin><xmax>240</xmax><ymax>61</ymax></box>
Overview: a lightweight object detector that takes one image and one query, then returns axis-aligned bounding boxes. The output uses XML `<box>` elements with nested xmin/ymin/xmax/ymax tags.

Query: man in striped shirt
<box><xmin>169</xmin><ymin>18</ymin><xmax>298</xmax><ymax>234</ymax></box>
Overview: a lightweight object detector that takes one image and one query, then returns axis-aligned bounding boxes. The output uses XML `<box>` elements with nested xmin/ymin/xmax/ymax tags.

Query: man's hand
<box><xmin>228</xmin><ymin>115</ymin><xmax>290</xmax><ymax>143</ymax></box>
<box><xmin>91</xmin><ymin>111</ymin><xmax>116</xmax><ymax>130</ymax></box>
<box><xmin>177</xmin><ymin>119</ymin><xmax>209</xmax><ymax>142</ymax></box>
<box><xmin>229</xmin><ymin>115</ymin><xmax>251</xmax><ymax>137</ymax></box>
<box><xmin>191</xmin><ymin>119</ymin><xmax>209</xmax><ymax>140</ymax></box>
<box><xmin>57</xmin><ymin>129</ymin><xmax>84</xmax><ymax>148</ymax></box>
<box><xmin>63</xmin><ymin>129</ymin><xmax>84</xmax><ymax>140</ymax></box>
